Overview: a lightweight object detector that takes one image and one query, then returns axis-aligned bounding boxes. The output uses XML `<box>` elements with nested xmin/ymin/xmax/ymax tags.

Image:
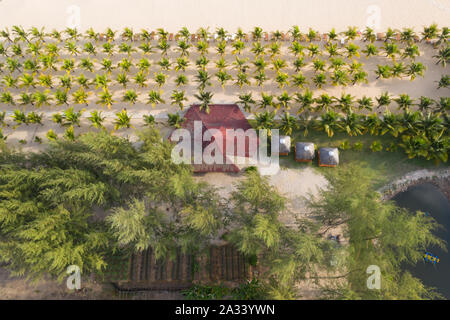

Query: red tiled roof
<box><xmin>174</xmin><ymin>104</ymin><xmax>257</xmax><ymax>172</ymax></box>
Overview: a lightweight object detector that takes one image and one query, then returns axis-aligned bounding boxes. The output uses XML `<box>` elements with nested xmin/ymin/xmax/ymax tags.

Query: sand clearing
<box><xmin>0</xmin><ymin>0</ymin><xmax>449</xmax><ymax>32</ymax></box>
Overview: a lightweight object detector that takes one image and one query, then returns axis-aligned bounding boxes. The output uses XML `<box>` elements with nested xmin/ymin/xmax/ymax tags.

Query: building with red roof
<box><xmin>171</xmin><ymin>104</ymin><xmax>258</xmax><ymax>172</ymax></box>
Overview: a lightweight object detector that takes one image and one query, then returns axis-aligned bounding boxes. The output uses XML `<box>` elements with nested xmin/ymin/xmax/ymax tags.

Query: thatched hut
<box><xmin>278</xmin><ymin>136</ymin><xmax>291</xmax><ymax>156</ymax></box>
<box><xmin>318</xmin><ymin>147</ymin><xmax>339</xmax><ymax>167</ymax></box>
<box><xmin>295</xmin><ymin>142</ymin><xmax>315</xmax><ymax>162</ymax></box>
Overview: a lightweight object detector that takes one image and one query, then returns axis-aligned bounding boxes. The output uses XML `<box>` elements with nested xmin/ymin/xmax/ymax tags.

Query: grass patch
<box><xmin>279</xmin><ymin>130</ymin><xmax>445</xmax><ymax>189</ymax></box>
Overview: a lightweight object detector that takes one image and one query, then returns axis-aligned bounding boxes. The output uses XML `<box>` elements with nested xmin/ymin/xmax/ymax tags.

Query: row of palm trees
<box><xmin>252</xmin><ymin>109</ymin><xmax>448</xmax><ymax>163</ymax></box>
<box><xmin>1</xmin><ymin>25</ymin><xmax>448</xmax><ymax>45</ymax></box>
<box><xmin>0</xmin><ymin>57</ymin><xmax>431</xmax><ymax>90</ymax></box>
<box><xmin>2</xmin><ymin>80</ymin><xmax>447</xmax><ymax>115</ymax></box>
<box><xmin>1</xmin><ymin>34</ymin><xmax>441</xmax><ymax>62</ymax></box>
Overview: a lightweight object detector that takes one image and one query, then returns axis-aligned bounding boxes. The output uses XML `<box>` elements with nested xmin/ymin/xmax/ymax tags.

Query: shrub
<box><xmin>370</xmin><ymin>140</ymin><xmax>383</xmax><ymax>152</ymax></box>
<box><xmin>352</xmin><ymin>142</ymin><xmax>363</xmax><ymax>151</ymax></box>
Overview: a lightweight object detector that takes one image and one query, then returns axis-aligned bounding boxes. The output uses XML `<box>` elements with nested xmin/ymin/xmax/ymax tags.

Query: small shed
<box><xmin>318</xmin><ymin>147</ymin><xmax>339</xmax><ymax>167</ymax></box>
<box><xmin>278</xmin><ymin>136</ymin><xmax>291</xmax><ymax>156</ymax></box>
<box><xmin>295</xmin><ymin>142</ymin><xmax>315</xmax><ymax>162</ymax></box>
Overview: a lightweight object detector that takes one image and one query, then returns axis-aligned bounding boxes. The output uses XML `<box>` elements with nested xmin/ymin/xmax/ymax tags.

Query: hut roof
<box><xmin>295</xmin><ymin>142</ymin><xmax>315</xmax><ymax>160</ymax></box>
<box><xmin>279</xmin><ymin>136</ymin><xmax>291</xmax><ymax>154</ymax></box>
<box><xmin>319</xmin><ymin>147</ymin><xmax>339</xmax><ymax>166</ymax></box>
<box><xmin>170</xmin><ymin>104</ymin><xmax>257</xmax><ymax>172</ymax></box>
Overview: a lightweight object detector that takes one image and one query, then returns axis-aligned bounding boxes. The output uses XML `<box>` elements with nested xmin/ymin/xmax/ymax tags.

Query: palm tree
<box><xmin>258</xmin><ymin>92</ymin><xmax>274</xmax><ymax>109</ymax></box>
<box><xmin>293</xmin><ymin>57</ymin><xmax>306</xmax><ymax>72</ymax></box>
<box><xmin>276</xmin><ymin>91</ymin><xmax>292</xmax><ymax>110</ymax></box>
<box><xmin>139</xmin><ymin>42</ymin><xmax>154</xmax><ymax>56</ymax></box>
<box><xmin>435</xmin><ymin>97</ymin><xmax>450</xmax><ymax>113</ymax></box>
<box><xmin>0</xmin><ymin>91</ymin><xmax>15</xmax><ymax>106</ymax></box>
<box><xmin>143</xmin><ymin>114</ymin><xmax>155</xmax><ymax>126</ymax></box>
<box><xmin>157</xmin><ymin>39</ymin><xmax>170</xmax><ymax>56</ymax></box>
<box><xmin>380</xmin><ymin>110</ymin><xmax>401</xmax><ymax>137</ymax></box>
<box><xmin>195</xmin><ymin>55</ymin><xmax>209</xmax><ymax>71</ymax></box>
<box><xmin>251</xmin><ymin>42</ymin><xmax>265</xmax><ymax>56</ymax></box>
<box><xmin>26</xmin><ymin>111</ymin><xmax>43</xmax><ymax>126</ymax></box>
<box><xmin>297</xmin><ymin>114</ymin><xmax>313</xmax><ymax>136</ymax></box>
<box><xmin>279</xmin><ymin>112</ymin><xmax>298</xmax><ymax>136</ymax></box>
<box><xmin>11</xmin><ymin>110</ymin><xmax>27</xmax><ymax>126</ymax></box>
<box><xmin>391</xmin><ymin>62</ymin><xmax>406</xmax><ymax>78</ymax></box>
<box><xmin>362</xmin><ymin>27</ymin><xmax>376</xmax><ymax>42</ymax></box>
<box><xmin>167</xmin><ymin>112</ymin><xmax>184</xmax><ymax>128</ymax></box>
<box><xmin>330</xmin><ymin>70</ymin><xmax>349</xmax><ymax>86</ymax></box>
<box><xmin>216</xmin><ymin>27</ymin><xmax>229</xmax><ymax>41</ymax></box>
<box><xmin>216</xmin><ymin>40</ymin><xmax>227</xmax><ymax>56</ymax></box>
<box><xmin>254</xmin><ymin>111</ymin><xmax>276</xmax><ymax>136</ymax></box>
<box><xmin>436</xmin><ymin>75</ymin><xmax>449</xmax><ymax>89</ymax></box>
<box><xmin>194</xmin><ymin>90</ymin><xmax>214</xmax><ymax>113</ymax></box>
<box><xmin>315</xmin><ymin>94</ymin><xmax>334</xmax><ymax>112</ymax></box>
<box><xmin>362</xmin><ymin>43</ymin><xmax>378</xmax><ymax>58</ymax></box>
<box><xmin>433</xmin><ymin>46</ymin><xmax>449</xmax><ymax>67</ymax></box>
<box><xmin>289</xmin><ymin>25</ymin><xmax>302</xmax><ymax>42</ymax></box>
<box><xmin>100</xmin><ymin>58</ymin><xmax>114</xmax><ymax>73</ymax></box>
<box><xmin>382</xmin><ymin>42</ymin><xmax>399</xmax><ymax>60</ymax></box>
<box><xmin>170</xmin><ymin>90</ymin><xmax>188</xmax><ymax>110</ymax></box>
<box><xmin>232</xmin><ymin>40</ymin><xmax>245</xmax><ymax>55</ymax></box>
<box><xmin>96</xmin><ymin>88</ymin><xmax>114</xmax><ymax>109</ymax></box>
<box><xmin>345</xmin><ymin>43</ymin><xmax>360</xmax><ymax>59</ymax></box>
<box><xmin>122</xmin><ymin>90</ymin><xmax>138</xmax><ymax>105</ymax></box>
<box><xmin>421</xmin><ymin>24</ymin><xmax>439</xmax><ymax>41</ymax></box>
<box><xmin>375</xmin><ymin>65</ymin><xmax>391</xmax><ymax>79</ymax></box>
<box><xmin>63</xmin><ymin>107</ymin><xmax>84</xmax><ymax>127</ymax></box>
<box><xmin>252</xmin><ymin>27</ymin><xmax>263</xmax><ymax>41</ymax></box>
<box><xmin>215</xmin><ymin>70</ymin><xmax>232</xmax><ymax>88</ymax></box>
<box><xmin>357</xmin><ymin>96</ymin><xmax>373</xmax><ymax>111</ymax></box>
<box><xmin>54</xmin><ymin>89</ymin><xmax>69</xmax><ymax>105</ymax></box>
<box><xmin>137</xmin><ymin>58</ymin><xmax>151</xmax><ymax>73</ymax></box>
<box><xmin>394</xmin><ymin>94</ymin><xmax>414</xmax><ymax>111</ymax></box>
<box><xmin>291</xmin><ymin>72</ymin><xmax>308</xmax><ymax>89</ymax></box>
<box><xmin>83</xmin><ymin>42</ymin><xmax>97</xmax><ymax>56</ymax></box>
<box><xmin>363</xmin><ymin>113</ymin><xmax>382</xmax><ymax>135</ymax></box>
<box><xmin>19</xmin><ymin>73</ymin><xmax>36</xmax><ymax>91</ymax></box>
<box><xmin>237</xmin><ymin>93</ymin><xmax>255</xmax><ymax>113</ymax></box>
<box><xmin>376</xmin><ymin>92</ymin><xmax>391</xmax><ymax>109</ymax></box>
<box><xmin>158</xmin><ymin>57</ymin><xmax>172</xmax><ymax>71</ymax></box>
<box><xmin>154</xmin><ymin>72</ymin><xmax>166</xmax><ymax>88</ymax></box>
<box><xmin>147</xmin><ymin>90</ymin><xmax>165</xmax><ymax>108</ymax></box>
<box><xmin>294</xmin><ymin>89</ymin><xmax>314</xmax><ymax>113</ymax></box>
<box><xmin>335</xmin><ymin>93</ymin><xmax>355</xmax><ymax>112</ymax></box>
<box><xmin>235</xmin><ymin>71</ymin><xmax>250</xmax><ymax>89</ymax></box>
<box><xmin>88</xmin><ymin>110</ymin><xmax>105</xmax><ymax>129</ymax></box>
<box><xmin>417</xmin><ymin>96</ymin><xmax>435</xmax><ymax>112</ymax></box>
<box><xmin>176</xmin><ymin>39</ymin><xmax>191</xmax><ymax>57</ymax></box>
<box><xmin>407</xmin><ymin>62</ymin><xmax>426</xmax><ymax>80</ymax></box>
<box><xmin>315</xmin><ymin>111</ymin><xmax>341</xmax><ymax>137</ymax></box>
<box><xmin>195</xmin><ymin>70</ymin><xmax>211</xmax><ymax>90</ymax></box>
<box><xmin>402</xmin><ymin>44</ymin><xmax>420</xmax><ymax>60</ymax></box>
<box><xmin>114</xmin><ymin>109</ymin><xmax>133</xmax><ymax>130</ymax></box>
<box><xmin>196</xmin><ymin>40</ymin><xmax>209</xmax><ymax>56</ymax></box>
<box><xmin>33</xmin><ymin>90</ymin><xmax>52</xmax><ymax>107</ymax></box>
<box><xmin>340</xmin><ymin>111</ymin><xmax>363</xmax><ymax>136</ymax></box>
<box><xmin>352</xmin><ymin>70</ymin><xmax>368</xmax><ymax>85</ymax></box>
<box><xmin>312</xmin><ymin>73</ymin><xmax>327</xmax><ymax>88</ymax></box>
<box><xmin>175</xmin><ymin>74</ymin><xmax>188</xmax><ymax>87</ymax></box>
<box><xmin>116</xmin><ymin>72</ymin><xmax>129</xmax><ymax>88</ymax></box>
<box><xmin>72</xmin><ymin>88</ymin><xmax>89</xmax><ymax>106</ymax></box>
<box><xmin>178</xmin><ymin>27</ymin><xmax>191</xmax><ymax>41</ymax></box>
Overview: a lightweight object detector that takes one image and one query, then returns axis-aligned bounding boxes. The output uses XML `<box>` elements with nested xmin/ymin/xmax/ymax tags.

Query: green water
<box><xmin>393</xmin><ymin>183</ymin><xmax>450</xmax><ymax>299</ymax></box>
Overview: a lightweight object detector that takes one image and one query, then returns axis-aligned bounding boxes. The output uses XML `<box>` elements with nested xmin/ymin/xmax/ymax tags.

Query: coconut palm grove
<box><xmin>0</xmin><ymin>22</ymin><xmax>449</xmax><ymax>302</ymax></box>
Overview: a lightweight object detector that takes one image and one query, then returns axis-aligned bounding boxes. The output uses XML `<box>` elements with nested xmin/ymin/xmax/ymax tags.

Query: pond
<box><xmin>393</xmin><ymin>182</ymin><xmax>450</xmax><ymax>299</ymax></box>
